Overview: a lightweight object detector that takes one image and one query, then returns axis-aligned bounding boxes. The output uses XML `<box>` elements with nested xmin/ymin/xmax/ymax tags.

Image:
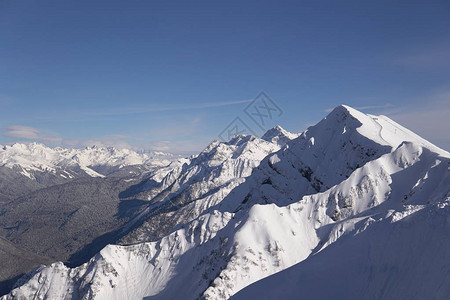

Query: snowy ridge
<box><xmin>119</xmin><ymin>134</ymin><xmax>286</xmax><ymax>244</ymax></box>
<box><xmin>204</xmin><ymin>141</ymin><xmax>450</xmax><ymax>298</ymax></box>
<box><xmin>342</xmin><ymin>105</ymin><xmax>448</xmax><ymax>156</ymax></box>
<box><xmin>261</xmin><ymin>125</ymin><xmax>299</xmax><ymax>146</ymax></box>
<box><xmin>3</xmin><ymin>105</ymin><xmax>449</xmax><ymax>300</ymax></box>
<box><xmin>5</xmin><ymin>140</ymin><xmax>448</xmax><ymax>300</ymax></box>
<box><xmin>245</xmin><ymin>106</ymin><xmax>447</xmax><ymax>205</ymax></box>
<box><xmin>233</xmin><ymin>201</ymin><xmax>450</xmax><ymax>300</ymax></box>
<box><xmin>0</xmin><ymin>143</ymin><xmax>174</xmax><ymax>179</ymax></box>
<box><xmin>6</xmin><ymin>211</ymin><xmax>234</xmax><ymax>300</ymax></box>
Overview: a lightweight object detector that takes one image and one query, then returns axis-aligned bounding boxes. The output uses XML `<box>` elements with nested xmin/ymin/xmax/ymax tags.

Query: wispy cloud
<box><xmin>2</xmin><ymin>125</ymin><xmax>62</xmax><ymax>143</ymax></box>
<box><xmin>0</xmin><ymin>124</ymin><xmax>200</xmax><ymax>155</ymax></box>
<box><xmin>325</xmin><ymin>103</ymin><xmax>393</xmax><ymax>113</ymax></box>
<box><xmin>83</xmin><ymin>99</ymin><xmax>253</xmax><ymax>117</ymax></box>
<box><xmin>3</xmin><ymin>125</ymin><xmax>40</xmax><ymax>139</ymax></box>
<box><xmin>144</xmin><ymin>139</ymin><xmax>209</xmax><ymax>155</ymax></box>
<box><xmin>78</xmin><ymin>139</ymin><xmax>133</xmax><ymax>149</ymax></box>
<box><xmin>146</xmin><ymin>140</ymin><xmax>171</xmax><ymax>152</ymax></box>
<box><xmin>354</xmin><ymin>103</ymin><xmax>394</xmax><ymax>111</ymax></box>
<box><xmin>58</xmin><ymin>134</ymin><xmax>134</xmax><ymax>149</ymax></box>
<box><xmin>321</xmin><ymin>88</ymin><xmax>450</xmax><ymax>151</ymax></box>
<box><xmin>382</xmin><ymin>88</ymin><xmax>450</xmax><ymax>151</ymax></box>
<box><xmin>388</xmin><ymin>108</ymin><xmax>450</xmax><ymax>151</ymax></box>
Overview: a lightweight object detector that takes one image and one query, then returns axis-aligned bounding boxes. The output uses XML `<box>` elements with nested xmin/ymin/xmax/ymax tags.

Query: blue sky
<box><xmin>1</xmin><ymin>0</ymin><xmax>449</xmax><ymax>154</ymax></box>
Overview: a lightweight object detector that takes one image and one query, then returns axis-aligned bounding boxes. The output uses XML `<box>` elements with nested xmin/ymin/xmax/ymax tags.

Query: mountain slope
<box><xmin>2</xmin><ymin>105</ymin><xmax>449</xmax><ymax>300</ymax></box>
<box><xmin>0</xmin><ymin>143</ymin><xmax>173</xmax><ymax>178</ymax></box>
<box><xmin>4</xmin><ymin>139</ymin><xmax>448</xmax><ymax>300</ymax></box>
<box><xmin>0</xmin><ymin>143</ymin><xmax>173</xmax><ymax>204</ymax></box>
<box><xmin>213</xmin><ymin>105</ymin><xmax>448</xmax><ymax>213</ymax></box>
<box><xmin>233</xmin><ymin>201</ymin><xmax>450</xmax><ymax>300</ymax></box>
<box><xmin>261</xmin><ymin>125</ymin><xmax>299</xmax><ymax>146</ymax></box>
<box><xmin>117</xmin><ymin>134</ymin><xmax>284</xmax><ymax>244</ymax></box>
<box><xmin>0</xmin><ymin>176</ymin><xmax>150</xmax><ymax>265</ymax></box>
<box><xmin>0</xmin><ymin>145</ymin><xmax>177</xmax><ymax>295</ymax></box>
<box><xmin>0</xmin><ymin>237</ymin><xmax>52</xmax><ymax>296</ymax></box>
<box><xmin>204</xmin><ymin>141</ymin><xmax>450</xmax><ymax>299</ymax></box>
<box><xmin>0</xmin><ymin>129</ymin><xmax>292</xmax><ymax>296</ymax></box>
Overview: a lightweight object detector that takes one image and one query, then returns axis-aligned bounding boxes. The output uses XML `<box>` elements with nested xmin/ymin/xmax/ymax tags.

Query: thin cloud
<box><xmin>104</xmin><ymin>134</ymin><xmax>128</xmax><ymax>139</ymax></box>
<box><xmin>384</xmin><ymin>89</ymin><xmax>450</xmax><ymax>151</ymax></box>
<box><xmin>145</xmin><ymin>139</ymin><xmax>209</xmax><ymax>155</ymax></box>
<box><xmin>61</xmin><ymin>134</ymin><xmax>134</xmax><ymax>149</ymax></box>
<box><xmin>41</xmin><ymin>136</ymin><xmax>63</xmax><ymax>143</ymax></box>
<box><xmin>388</xmin><ymin>107</ymin><xmax>450</xmax><ymax>151</ymax></box>
<box><xmin>325</xmin><ymin>103</ymin><xmax>393</xmax><ymax>113</ymax></box>
<box><xmin>321</xmin><ymin>88</ymin><xmax>450</xmax><ymax>151</ymax></box>
<box><xmin>3</xmin><ymin>125</ymin><xmax>40</xmax><ymax>139</ymax></box>
<box><xmin>83</xmin><ymin>99</ymin><xmax>253</xmax><ymax>117</ymax></box>
<box><xmin>354</xmin><ymin>103</ymin><xmax>394</xmax><ymax>111</ymax></box>
<box><xmin>147</xmin><ymin>140</ymin><xmax>171</xmax><ymax>152</ymax></box>
<box><xmin>2</xmin><ymin>125</ymin><xmax>62</xmax><ymax>143</ymax></box>
<box><xmin>0</xmin><ymin>124</ymin><xmax>190</xmax><ymax>153</ymax></box>
<box><xmin>79</xmin><ymin>139</ymin><xmax>133</xmax><ymax>149</ymax></box>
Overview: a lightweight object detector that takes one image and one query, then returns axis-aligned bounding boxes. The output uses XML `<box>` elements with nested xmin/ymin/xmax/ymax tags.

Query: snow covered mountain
<box><xmin>2</xmin><ymin>105</ymin><xmax>449</xmax><ymax>300</ymax></box>
<box><xmin>0</xmin><ymin>144</ymin><xmax>178</xmax><ymax>292</ymax></box>
<box><xmin>261</xmin><ymin>125</ymin><xmax>299</xmax><ymax>146</ymax></box>
<box><xmin>0</xmin><ymin>129</ymin><xmax>291</xmax><ymax>296</ymax></box>
<box><xmin>0</xmin><ymin>236</ymin><xmax>53</xmax><ymax>296</ymax></box>
<box><xmin>0</xmin><ymin>143</ymin><xmax>173</xmax><ymax>179</ymax></box>
<box><xmin>0</xmin><ymin>143</ymin><xmax>174</xmax><ymax>204</ymax></box>
<box><xmin>233</xmin><ymin>199</ymin><xmax>450</xmax><ymax>300</ymax></box>
<box><xmin>116</xmin><ymin>133</ymin><xmax>287</xmax><ymax>244</ymax></box>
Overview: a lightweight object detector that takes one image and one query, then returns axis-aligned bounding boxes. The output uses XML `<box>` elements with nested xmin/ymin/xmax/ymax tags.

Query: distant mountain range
<box><xmin>1</xmin><ymin>105</ymin><xmax>449</xmax><ymax>299</ymax></box>
<box><xmin>0</xmin><ymin>144</ymin><xmax>176</xmax><ymax>294</ymax></box>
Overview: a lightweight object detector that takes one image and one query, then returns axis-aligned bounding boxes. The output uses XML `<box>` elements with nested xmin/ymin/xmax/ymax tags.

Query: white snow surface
<box><xmin>233</xmin><ymin>201</ymin><xmax>450</xmax><ymax>300</ymax></box>
<box><xmin>0</xmin><ymin>143</ymin><xmax>174</xmax><ymax>178</ymax></box>
<box><xmin>261</xmin><ymin>125</ymin><xmax>300</xmax><ymax>146</ymax></box>
<box><xmin>3</xmin><ymin>105</ymin><xmax>450</xmax><ymax>300</ymax></box>
<box><xmin>118</xmin><ymin>133</ymin><xmax>287</xmax><ymax>244</ymax></box>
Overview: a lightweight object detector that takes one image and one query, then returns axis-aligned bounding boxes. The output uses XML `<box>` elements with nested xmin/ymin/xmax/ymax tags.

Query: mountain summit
<box><xmin>1</xmin><ymin>106</ymin><xmax>449</xmax><ymax>300</ymax></box>
<box><xmin>261</xmin><ymin>125</ymin><xmax>299</xmax><ymax>146</ymax></box>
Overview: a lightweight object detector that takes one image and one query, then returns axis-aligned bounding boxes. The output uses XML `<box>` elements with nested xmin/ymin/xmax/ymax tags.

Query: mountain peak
<box><xmin>262</xmin><ymin>125</ymin><xmax>287</xmax><ymax>136</ymax></box>
<box><xmin>314</xmin><ymin>105</ymin><xmax>449</xmax><ymax>156</ymax></box>
<box><xmin>325</xmin><ymin>105</ymin><xmax>372</xmax><ymax>125</ymax></box>
<box><xmin>3</xmin><ymin>104</ymin><xmax>449</xmax><ymax>300</ymax></box>
<box><xmin>262</xmin><ymin>125</ymin><xmax>299</xmax><ymax>146</ymax></box>
<box><xmin>0</xmin><ymin>143</ymin><xmax>176</xmax><ymax>179</ymax></box>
